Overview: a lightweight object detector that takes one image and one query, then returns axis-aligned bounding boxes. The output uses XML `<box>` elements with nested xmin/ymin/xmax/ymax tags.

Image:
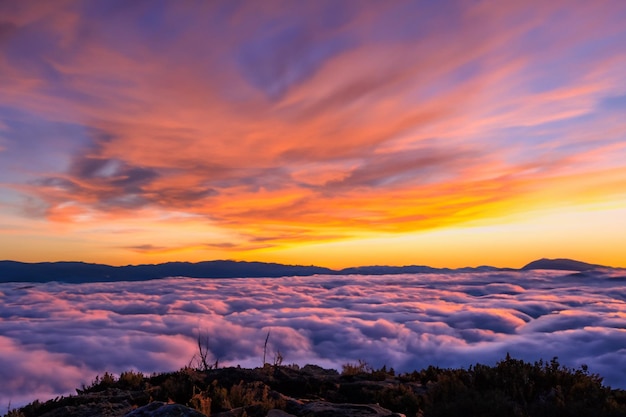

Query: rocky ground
<box><xmin>9</xmin><ymin>365</ymin><xmax>410</xmax><ymax>417</ymax></box>
<box><xmin>7</xmin><ymin>357</ymin><xmax>626</xmax><ymax>417</ymax></box>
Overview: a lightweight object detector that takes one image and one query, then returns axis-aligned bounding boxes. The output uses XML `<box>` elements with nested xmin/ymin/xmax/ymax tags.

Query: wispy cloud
<box><xmin>0</xmin><ymin>1</ymin><xmax>625</xmax><ymax>264</ymax></box>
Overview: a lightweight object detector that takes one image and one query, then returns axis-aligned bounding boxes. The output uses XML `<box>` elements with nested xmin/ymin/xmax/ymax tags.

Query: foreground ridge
<box><xmin>7</xmin><ymin>356</ymin><xmax>626</xmax><ymax>417</ymax></box>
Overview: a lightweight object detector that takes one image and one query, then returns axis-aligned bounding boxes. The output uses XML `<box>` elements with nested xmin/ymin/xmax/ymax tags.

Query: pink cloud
<box><xmin>1</xmin><ymin>1</ymin><xmax>624</xmax><ymax>254</ymax></box>
<box><xmin>4</xmin><ymin>269</ymin><xmax>626</xmax><ymax>408</ymax></box>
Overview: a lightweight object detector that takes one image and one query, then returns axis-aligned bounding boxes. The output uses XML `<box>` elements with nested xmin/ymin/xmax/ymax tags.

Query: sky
<box><xmin>3</xmin><ymin>269</ymin><xmax>626</xmax><ymax>408</ymax></box>
<box><xmin>1</xmin><ymin>0</ymin><xmax>626</xmax><ymax>268</ymax></box>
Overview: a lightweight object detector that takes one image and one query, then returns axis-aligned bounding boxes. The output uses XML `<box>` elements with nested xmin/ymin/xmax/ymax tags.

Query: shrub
<box><xmin>118</xmin><ymin>370</ymin><xmax>145</xmax><ymax>390</ymax></box>
<box><xmin>341</xmin><ymin>359</ymin><xmax>372</xmax><ymax>376</ymax></box>
<box><xmin>189</xmin><ymin>386</ymin><xmax>212</xmax><ymax>416</ymax></box>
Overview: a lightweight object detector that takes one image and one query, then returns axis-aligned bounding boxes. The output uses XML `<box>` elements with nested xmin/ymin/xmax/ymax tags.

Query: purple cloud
<box><xmin>2</xmin><ymin>269</ymin><xmax>626</xmax><ymax>410</ymax></box>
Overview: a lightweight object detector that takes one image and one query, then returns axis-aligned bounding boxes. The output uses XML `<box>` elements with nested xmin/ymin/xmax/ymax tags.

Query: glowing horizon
<box><xmin>1</xmin><ymin>1</ymin><xmax>626</xmax><ymax>268</ymax></box>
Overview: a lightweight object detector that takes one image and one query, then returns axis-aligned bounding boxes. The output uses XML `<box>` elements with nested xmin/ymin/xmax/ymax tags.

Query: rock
<box><xmin>298</xmin><ymin>401</ymin><xmax>405</xmax><ymax>417</ymax></box>
<box><xmin>266</xmin><ymin>410</ymin><xmax>297</xmax><ymax>417</ymax></box>
<box><xmin>124</xmin><ymin>401</ymin><xmax>207</xmax><ymax>417</ymax></box>
<box><xmin>38</xmin><ymin>388</ymin><xmax>148</xmax><ymax>417</ymax></box>
<box><xmin>300</xmin><ymin>365</ymin><xmax>339</xmax><ymax>377</ymax></box>
<box><xmin>212</xmin><ymin>406</ymin><xmax>246</xmax><ymax>417</ymax></box>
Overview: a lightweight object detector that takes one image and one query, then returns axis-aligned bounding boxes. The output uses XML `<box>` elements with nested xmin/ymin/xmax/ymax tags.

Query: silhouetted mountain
<box><xmin>521</xmin><ymin>258</ymin><xmax>607</xmax><ymax>271</ymax></box>
<box><xmin>0</xmin><ymin>260</ymin><xmax>334</xmax><ymax>283</ymax></box>
<box><xmin>338</xmin><ymin>265</ymin><xmax>441</xmax><ymax>275</ymax></box>
<box><xmin>338</xmin><ymin>265</ymin><xmax>505</xmax><ymax>275</ymax></box>
<box><xmin>0</xmin><ymin>258</ymin><xmax>614</xmax><ymax>283</ymax></box>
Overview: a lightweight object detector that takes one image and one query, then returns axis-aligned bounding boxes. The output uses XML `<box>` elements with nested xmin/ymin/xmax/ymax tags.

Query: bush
<box><xmin>118</xmin><ymin>371</ymin><xmax>145</xmax><ymax>390</ymax></box>
<box><xmin>341</xmin><ymin>360</ymin><xmax>372</xmax><ymax>376</ymax></box>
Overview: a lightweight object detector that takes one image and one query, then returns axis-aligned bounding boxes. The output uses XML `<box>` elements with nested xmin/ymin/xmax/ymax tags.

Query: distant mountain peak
<box><xmin>0</xmin><ymin>258</ymin><xmax>616</xmax><ymax>283</ymax></box>
<box><xmin>521</xmin><ymin>258</ymin><xmax>606</xmax><ymax>271</ymax></box>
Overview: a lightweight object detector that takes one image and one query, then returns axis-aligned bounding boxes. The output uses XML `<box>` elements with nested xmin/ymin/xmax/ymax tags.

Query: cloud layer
<box><xmin>2</xmin><ymin>269</ymin><xmax>626</xmax><ymax>409</ymax></box>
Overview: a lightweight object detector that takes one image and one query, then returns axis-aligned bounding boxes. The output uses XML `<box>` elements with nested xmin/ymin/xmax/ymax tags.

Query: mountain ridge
<box><xmin>520</xmin><ymin>258</ymin><xmax>608</xmax><ymax>271</ymax></box>
<box><xmin>0</xmin><ymin>257</ymin><xmax>616</xmax><ymax>283</ymax></box>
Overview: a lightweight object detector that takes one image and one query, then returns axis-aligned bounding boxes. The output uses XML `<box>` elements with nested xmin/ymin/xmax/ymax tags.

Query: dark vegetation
<box><xmin>7</xmin><ymin>355</ymin><xmax>626</xmax><ymax>417</ymax></box>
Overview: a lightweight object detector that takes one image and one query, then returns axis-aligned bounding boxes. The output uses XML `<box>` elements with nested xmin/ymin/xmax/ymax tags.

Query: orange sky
<box><xmin>1</xmin><ymin>1</ymin><xmax>625</xmax><ymax>268</ymax></box>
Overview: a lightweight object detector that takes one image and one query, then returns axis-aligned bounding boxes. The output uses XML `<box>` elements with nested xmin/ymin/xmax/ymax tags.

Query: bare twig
<box><xmin>263</xmin><ymin>330</ymin><xmax>270</xmax><ymax>366</ymax></box>
<box><xmin>273</xmin><ymin>349</ymin><xmax>284</xmax><ymax>367</ymax></box>
<box><xmin>197</xmin><ymin>331</ymin><xmax>211</xmax><ymax>371</ymax></box>
<box><xmin>189</xmin><ymin>329</ymin><xmax>216</xmax><ymax>371</ymax></box>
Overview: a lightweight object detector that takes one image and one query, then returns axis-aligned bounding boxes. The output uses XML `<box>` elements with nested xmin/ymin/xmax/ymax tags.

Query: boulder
<box><xmin>266</xmin><ymin>410</ymin><xmax>297</xmax><ymax>417</ymax></box>
<box><xmin>38</xmin><ymin>388</ymin><xmax>148</xmax><ymax>417</ymax></box>
<box><xmin>297</xmin><ymin>401</ymin><xmax>404</xmax><ymax>417</ymax></box>
<box><xmin>211</xmin><ymin>406</ymin><xmax>246</xmax><ymax>417</ymax></box>
<box><xmin>124</xmin><ymin>401</ymin><xmax>207</xmax><ymax>417</ymax></box>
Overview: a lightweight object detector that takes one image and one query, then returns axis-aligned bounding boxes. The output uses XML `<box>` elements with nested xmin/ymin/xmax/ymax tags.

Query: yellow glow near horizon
<box><xmin>3</xmin><ymin>199</ymin><xmax>624</xmax><ymax>269</ymax></box>
<box><xmin>246</xmin><ymin>202</ymin><xmax>626</xmax><ymax>269</ymax></box>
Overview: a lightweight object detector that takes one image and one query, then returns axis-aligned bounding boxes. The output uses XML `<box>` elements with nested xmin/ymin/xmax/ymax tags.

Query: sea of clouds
<box><xmin>2</xmin><ymin>269</ymin><xmax>626</xmax><ymax>409</ymax></box>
